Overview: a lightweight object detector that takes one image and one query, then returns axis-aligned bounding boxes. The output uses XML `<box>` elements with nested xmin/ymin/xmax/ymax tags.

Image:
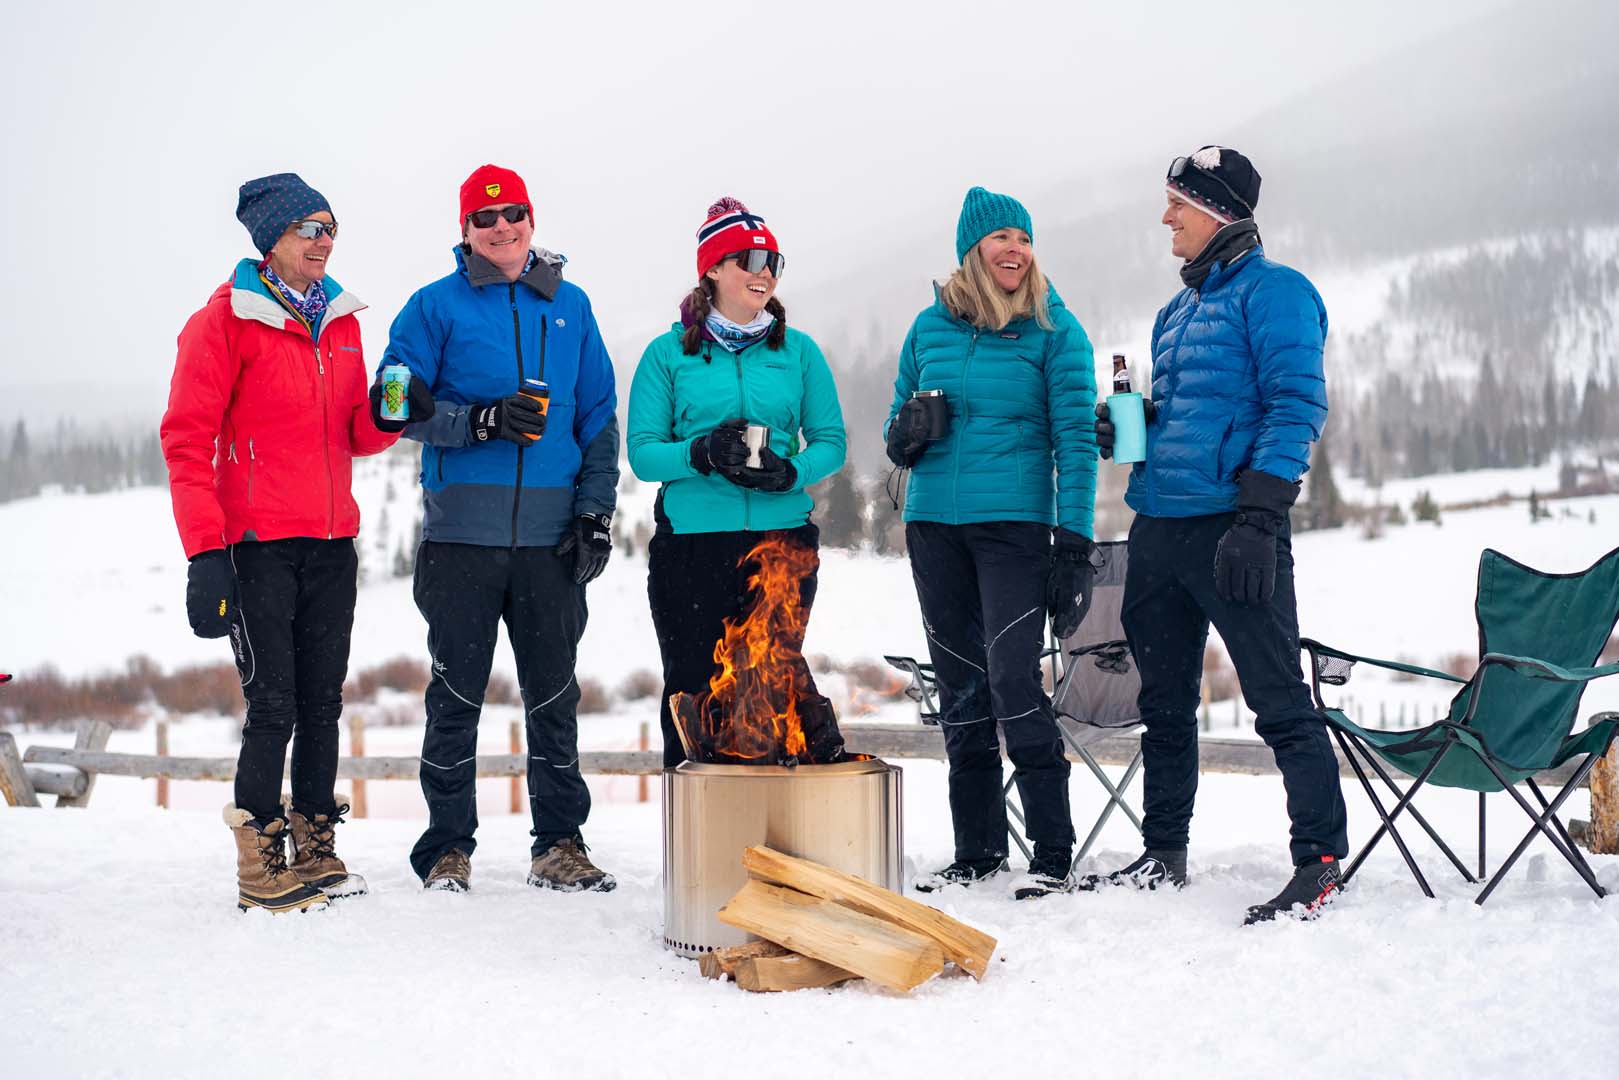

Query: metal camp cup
<box><xmin>911</xmin><ymin>389</ymin><xmax>949</xmax><ymax>440</ymax></box>
<box><xmin>745</xmin><ymin>424</ymin><xmax>770</xmax><ymax>468</ymax></box>
<box><xmin>379</xmin><ymin>364</ymin><xmax>412</xmax><ymax>422</ymax></box>
<box><xmin>1107</xmin><ymin>391</ymin><xmax>1147</xmax><ymax>464</ymax></box>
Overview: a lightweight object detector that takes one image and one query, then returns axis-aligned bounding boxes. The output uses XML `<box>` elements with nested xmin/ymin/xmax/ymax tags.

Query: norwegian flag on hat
<box><xmin>696</xmin><ymin>196</ymin><xmax>779</xmax><ymax>277</ymax></box>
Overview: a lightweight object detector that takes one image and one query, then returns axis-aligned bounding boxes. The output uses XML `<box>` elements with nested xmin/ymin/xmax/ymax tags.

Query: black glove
<box><xmin>1214</xmin><ymin>469</ymin><xmax>1301</xmax><ymax>605</ymax></box>
<box><xmin>368</xmin><ymin>375</ymin><xmax>436</xmax><ymax>433</ymax></box>
<box><xmin>690</xmin><ymin>419</ymin><xmax>750</xmax><ymax>478</ymax></box>
<box><xmin>885</xmin><ymin>398</ymin><xmax>931</xmax><ymax>468</ymax></box>
<box><xmin>1046</xmin><ymin>528</ymin><xmax>1097</xmax><ymax>639</ymax></box>
<box><xmin>185</xmin><ymin>549</ymin><xmax>237</xmax><ymax>639</ymax></box>
<box><xmin>556</xmin><ymin>514</ymin><xmax>612</xmax><ymax>585</ymax></box>
<box><xmin>732</xmin><ymin>445</ymin><xmax>797</xmax><ymax>492</ymax></box>
<box><xmin>1093</xmin><ymin>399</ymin><xmax>1158</xmax><ymax>460</ymax></box>
<box><xmin>470</xmin><ymin>395</ymin><xmax>546</xmax><ymax>445</ymax></box>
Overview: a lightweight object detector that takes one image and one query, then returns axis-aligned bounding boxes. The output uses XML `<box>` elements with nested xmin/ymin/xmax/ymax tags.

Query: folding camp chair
<box><xmin>1301</xmin><ymin>545</ymin><xmax>1619</xmax><ymax>904</ymax></box>
<box><xmin>884</xmin><ymin>540</ymin><xmax>1145</xmax><ymax>867</ymax></box>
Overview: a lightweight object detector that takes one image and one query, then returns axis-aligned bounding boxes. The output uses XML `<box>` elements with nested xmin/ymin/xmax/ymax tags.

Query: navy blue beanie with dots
<box><xmin>236</xmin><ymin>173</ymin><xmax>331</xmax><ymax>256</ymax></box>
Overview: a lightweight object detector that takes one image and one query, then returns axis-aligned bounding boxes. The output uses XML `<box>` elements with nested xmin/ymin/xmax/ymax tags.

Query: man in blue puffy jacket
<box><xmin>381</xmin><ymin>164</ymin><xmax>620</xmax><ymax>895</ymax></box>
<box><xmin>1090</xmin><ymin>146</ymin><xmax>1348</xmax><ymax>924</ymax></box>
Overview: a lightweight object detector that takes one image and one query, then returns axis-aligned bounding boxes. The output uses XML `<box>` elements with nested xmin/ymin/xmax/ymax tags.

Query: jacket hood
<box><xmin>223</xmin><ymin>258</ymin><xmax>363</xmax><ymax>334</ymax></box>
<box><xmin>453</xmin><ymin>244</ymin><xmax>565</xmax><ymax>299</ymax></box>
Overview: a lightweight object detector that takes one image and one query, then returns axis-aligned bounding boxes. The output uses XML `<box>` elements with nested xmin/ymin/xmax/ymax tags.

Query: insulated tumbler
<box><xmin>744</xmin><ymin>424</ymin><xmax>770</xmax><ymax>468</ymax></box>
<box><xmin>1107</xmin><ymin>391</ymin><xmax>1147</xmax><ymax>464</ymax></box>
<box><xmin>520</xmin><ymin>378</ymin><xmax>550</xmax><ymax>441</ymax></box>
<box><xmin>911</xmin><ymin>389</ymin><xmax>949</xmax><ymax>441</ymax></box>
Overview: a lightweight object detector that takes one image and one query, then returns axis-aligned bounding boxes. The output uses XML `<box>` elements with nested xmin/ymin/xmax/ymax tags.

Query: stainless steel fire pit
<box><xmin>662</xmin><ymin>758</ymin><xmax>903</xmax><ymax>956</ymax></box>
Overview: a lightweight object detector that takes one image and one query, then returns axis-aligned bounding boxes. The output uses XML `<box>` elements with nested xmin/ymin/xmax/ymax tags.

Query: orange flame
<box><xmin>697</xmin><ymin>537</ymin><xmax>820</xmax><ymax>761</ymax></box>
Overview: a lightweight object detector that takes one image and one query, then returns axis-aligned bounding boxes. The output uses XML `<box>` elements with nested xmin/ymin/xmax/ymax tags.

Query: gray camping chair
<box><xmin>884</xmin><ymin>540</ymin><xmax>1145</xmax><ymax>866</ymax></box>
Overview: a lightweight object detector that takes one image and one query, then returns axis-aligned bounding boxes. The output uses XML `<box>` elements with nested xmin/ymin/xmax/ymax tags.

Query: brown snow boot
<box><xmin>286</xmin><ymin>797</ymin><xmax>368</xmax><ymax>899</ymax></box>
<box><xmin>527</xmin><ymin>837</ymin><xmax>616</xmax><ymax>893</ymax></box>
<box><xmin>224</xmin><ymin>804</ymin><xmax>328</xmax><ymax>913</ymax></box>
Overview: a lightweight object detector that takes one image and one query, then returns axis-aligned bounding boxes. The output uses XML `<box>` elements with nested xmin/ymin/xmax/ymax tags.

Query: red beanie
<box><xmin>696</xmin><ymin>196</ymin><xmax>778</xmax><ymax>277</ymax></box>
<box><xmin>459</xmin><ymin>164</ymin><xmax>531</xmax><ymax>226</ymax></box>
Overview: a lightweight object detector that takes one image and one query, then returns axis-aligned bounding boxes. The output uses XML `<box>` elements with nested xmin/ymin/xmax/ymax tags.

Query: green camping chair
<box><xmin>1300</xmin><ymin>545</ymin><xmax>1619</xmax><ymax>905</ymax></box>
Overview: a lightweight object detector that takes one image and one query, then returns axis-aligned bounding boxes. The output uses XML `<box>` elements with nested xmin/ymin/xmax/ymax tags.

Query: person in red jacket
<box><xmin>160</xmin><ymin>173</ymin><xmax>429</xmax><ymax>913</ymax></box>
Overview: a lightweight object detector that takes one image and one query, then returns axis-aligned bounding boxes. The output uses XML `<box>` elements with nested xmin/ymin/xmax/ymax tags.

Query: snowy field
<box><xmin>5</xmin><ymin>463</ymin><xmax>1619</xmax><ymax>1077</ymax></box>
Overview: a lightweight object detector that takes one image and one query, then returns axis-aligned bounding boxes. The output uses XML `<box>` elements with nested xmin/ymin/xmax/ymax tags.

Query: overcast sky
<box><xmin>2</xmin><ymin>0</ymin><xmax>1516</xmax><ymax>426</ymax></box>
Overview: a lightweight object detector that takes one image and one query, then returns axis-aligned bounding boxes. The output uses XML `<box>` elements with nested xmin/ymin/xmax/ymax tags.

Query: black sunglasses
<box><xmin>1167</xmin><ymin>156</ymin><xmax>1253</xmax><ymax>217</ymax></box>
<box><xmin>723</xmin><ymin>249</ymin><xmax>786</xmax><ymax>279</ymax></box>
<box><xmin>466</xmin><ymin>205</ymin><xmax>531</xmax><ymax>229</ymax></box>
<box><xmin>290</xmin><ymin>219</ymin><xmax>338</xmax><ymax>240</ymax></box>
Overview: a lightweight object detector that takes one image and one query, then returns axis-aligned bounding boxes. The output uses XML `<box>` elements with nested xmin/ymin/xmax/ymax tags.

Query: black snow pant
<box><xmin>409</xmin><ymin>540</ymin><xmax>590</xmax><ymax>881</ymax></box>
<box><xmin>227</xmin><ymin>538</ymin><xmax>357</xmax><ymax>824</ymax></box>
<box><xmin>906</xmin><ymin>521</ymin><xmax>1074</xmax><ymax>862</ymax></box>
<box><xmin>1122</xmin><ymin>512</ymin><xmax>1349</xmax><ymax>865</ymax></box>
<box><xmin>646</xmin><ymin>524</ymin><xmax>821</xmax><ymax>767</ymax></box>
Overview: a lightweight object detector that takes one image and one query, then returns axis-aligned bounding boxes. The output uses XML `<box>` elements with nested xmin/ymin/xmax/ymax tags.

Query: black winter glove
<box><xmin>185</xmin><ymin>549</ymin><xmax>238</xmax><ymax>639</ymax></box>
<box><xmin>1046</xmin><ymin>528</ymin><xmax>1097</xmax><ymax>639</ymax></box>
<box><xmin>885</xmin><ymin>398</ymin><xmax>932</xmax><ymax>468</ymax></box>
<box><xmin>731</xmin><ymin>445</ymin><xmax>797</xmax><ymax>492</ymax></box>
<box><xmin>1213</xmin><ymin>469</ymin><xmax>1301</xmax><ymax>605</ymax></box>
<box><xmin>470</xmin><ymin>394</ymin><xmax>546</xmax><ymax>445</ymax></box>
<box><xmin>368</xmin><ymin>375</ymin><xmax>436</xmax><ymax>433</ymax></box>
<box><xmin>556</xmin><ymin>514</ymin><xmax>613</xmax><ymax>585</ymax></box>
<box><xmin>1093</xmin><ymin>399</ymin><xmax>1158</xmax><ymax>460</ymax></box>
<box><xmin>690</xmin><ymin>419</ymin><xmax>750</xmax><ymax>479</ymax></box>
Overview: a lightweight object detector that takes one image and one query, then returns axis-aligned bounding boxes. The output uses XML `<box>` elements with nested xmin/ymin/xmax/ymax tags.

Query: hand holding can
<box><xmin>520</xmin><ymin>379</ymin><xmax>550</xmax><ymax>441</ymax></box>
<box><xmin>379</xmin><ymin>364</ymin><xmax>412</xmax><ymax>421</ymax></box>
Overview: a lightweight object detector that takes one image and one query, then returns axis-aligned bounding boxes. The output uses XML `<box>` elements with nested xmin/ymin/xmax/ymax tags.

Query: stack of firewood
<box><xmin>704</xmin><ymin>846</ymin><xmax>997</xmax><ymax>993</ymax></box>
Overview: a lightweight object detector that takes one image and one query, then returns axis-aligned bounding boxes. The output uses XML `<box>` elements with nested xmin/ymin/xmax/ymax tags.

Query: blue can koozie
<box><xmin>1108</xmin><ymin>391</ymin><xmax>1147</xmax><ymax>465</ymax></box>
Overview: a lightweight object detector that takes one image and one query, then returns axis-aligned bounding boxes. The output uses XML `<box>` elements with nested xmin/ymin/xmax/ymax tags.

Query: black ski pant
<box><xmin>646</xmin><ymin>524</ymin><xmax>821</xmax><ymax>767</ymax></box>
<box><xmin>409</xmin><ymin>541</ymin><xmax>590</xmax><ymax>881</ymax></box>
<box><xmin>1122</xmin><ymin>512</ymin><xmax>1348</xmax><ymax>865</ymax></box>
<box><xmin>906</xmin><ymin>521</ymin><xmax>1074</xmax><ymax>862</ymax></box>
<box><xmin>227</xmin><ymin>538</ymin><xmax>357</xmax><ymax>823</ymax></box>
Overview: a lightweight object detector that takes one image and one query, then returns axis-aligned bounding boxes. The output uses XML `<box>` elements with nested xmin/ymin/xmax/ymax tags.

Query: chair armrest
<box><xmin>1478</xmin><ymin>653</ymin><xmax>1619</xmax><ymax>684</ymax></box>
<box><xmin>1301</xmin><ymin>638</ymin><xmax>1469</xmax><ymax>685</ymax></box>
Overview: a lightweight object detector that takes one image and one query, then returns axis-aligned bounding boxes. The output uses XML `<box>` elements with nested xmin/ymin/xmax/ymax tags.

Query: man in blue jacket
<box><xmin>1091</xmin><ymin>146</ymin><xmax>1348</xmax><ymax>924</ymax></box>
<box><xmin>382</xmin><ymin>164</ymin><xmax>620</xmax><ymax>894</ymax></box>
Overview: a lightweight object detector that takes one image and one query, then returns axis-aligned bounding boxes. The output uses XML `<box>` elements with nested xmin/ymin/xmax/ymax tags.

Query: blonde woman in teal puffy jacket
<box><xmin>885</xmin><ymin>187</ymin><xmax>1098</xmax><ymax>900</ymax></box>
<box><xmin>626</xmin><ymin>197</ymin><xmax>846</xmax><ymax>766</ymax></box>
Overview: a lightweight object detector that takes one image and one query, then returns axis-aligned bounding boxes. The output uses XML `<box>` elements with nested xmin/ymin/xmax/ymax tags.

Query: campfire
<box><xmin>669</xmin><ymin>537</ymin><xmax>850</xmax><ymax>766</ymax></box>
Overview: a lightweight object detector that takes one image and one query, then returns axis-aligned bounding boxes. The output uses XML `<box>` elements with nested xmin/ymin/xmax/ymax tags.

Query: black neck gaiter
<box><xmin>1180</xmin><ymin>219</ymin><xmax>1260</xmax><ymax>290</ymax></box>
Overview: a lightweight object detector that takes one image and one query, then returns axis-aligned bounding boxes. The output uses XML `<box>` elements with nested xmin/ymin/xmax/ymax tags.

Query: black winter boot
<box><xmin>1075</xmin><ymin>848</ymin><xmax>1189</xmax><ymax>892</ymax></box>
<box><xmin>914</xmin><ymin>857</ymin><xmax>1008</xmax><ymax>892</ymax></box>
<box><xmin>1243</xmin><ymin>855</ymin><xmax>1341</xmax><ymax>925</ymax></box>
<box><xmin>1013</xmin><ymin>845</ymin><xmax>1076</xmax><ymax>900</ymax></box>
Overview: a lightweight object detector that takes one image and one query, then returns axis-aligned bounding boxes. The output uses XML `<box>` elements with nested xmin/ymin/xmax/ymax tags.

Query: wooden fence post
<box><xmin>1589</xmin><ymin>740</ymin><xmax>1619</xmax><ymax>855</ymax></box>
<box><xmin>510</xmin><ymin>720</ymin><xmax>522</xmax><ymax>814</ymax></box>
<box><xmin>0</xmin><ymin>731</ymin><xmax>41</xmax><ymax>807</ymax></box>
<box><xmin>349</xmin><ymin>712</ymin><xmax>367</xmax><ymax>819</ymax></box>
<box><xmin>55</xmin><ymin>720</ymin><xmax>111</xmax><ymax>808</ymax></box>
<box><xmin>155</xmin><ymin>721</ymin><xmax>169</xmax><ymax>809</ymax></box>
<box><xmin>638</xmin><ymin>721</ymin><xmax>649</xmax><ymax>804</ymax></box>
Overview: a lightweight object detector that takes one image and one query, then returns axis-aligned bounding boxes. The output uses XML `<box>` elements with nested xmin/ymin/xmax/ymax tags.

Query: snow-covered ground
<box><xmin>5</xmin><ymin>463</ymin><xmax>1619</xmax><ymax>1077</ymax></box>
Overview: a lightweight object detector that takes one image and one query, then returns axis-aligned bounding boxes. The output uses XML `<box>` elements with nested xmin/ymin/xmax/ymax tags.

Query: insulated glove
<box><xmin>556</xmin><ymin>514</ymin><xmax>613</xmax><ymax>585</ymax></box>
<box><xmin>731</xmin><ymin>445</ymin><xmax>797</xmax><ymax>492</ymax></box>
<box><xmin>185</xmin><ymin>549</ymin><xmax>238</xmax><ymax>639</ymax></box>
<box><xmin>885</xmin><ymin>398</ymin><xmax>931</xmax><ymax>468</ymax></box>
<box><xmin>1213</xmin><ymin>469</ymin><xmax>1301</xmax><ymax>605</ymax></box>
<box><xmin>690</xmin><ymin>419</ymin><xmax>750</xmax><ymax>478</ymax></box>
<box><xmin>368</xmin><ymin>375</ymin><xmax>436</xmax><ymax>433</ymax></box>
<box><xmin>1046</xmin><ymin>528</ymin><xmax>1097</xmax><ymax>639</ymax></box>
<box><xmin>1093</xmin><ymin>399</ymin><xmax>1158</xmax><ymax>460</ymax></box>
<box><xmin>470</xmin><ymin>394</ymin><xmax>546</xmax><ymax>445</ymax></box>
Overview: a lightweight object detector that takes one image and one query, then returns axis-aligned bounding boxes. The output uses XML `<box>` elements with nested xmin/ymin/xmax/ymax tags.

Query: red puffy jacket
<box><xmin>161</xmin><ymin>261</ymin><xmax>399</xmax><ymax>559</ymax></box>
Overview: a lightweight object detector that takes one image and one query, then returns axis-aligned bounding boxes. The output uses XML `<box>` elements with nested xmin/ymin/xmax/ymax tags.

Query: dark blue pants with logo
<box><xmin>228</xmin><ymin>538</ymin><xmax>357</xmax><ymax>823</ymax></box>
<box><xmin>906</xmin><ymin>521</ymin><xmax>1074</xmax><ymax>863</ymax></box>
<box><xmin>1122</xmin><ymin>512</ymin><xmax>1348</xmax><ymax>865</ymax></box>
<box><xmin>409</xmin><ymin>541</ymin><xmax>590</xmax><ymax>881</ymax></box>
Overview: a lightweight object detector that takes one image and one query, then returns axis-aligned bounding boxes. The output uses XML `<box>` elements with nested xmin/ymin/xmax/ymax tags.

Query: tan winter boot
<box><xmin>424</xmin><ymin>848</ymin><xmax>471</xmax><ymax>892</ymax></box>
<box><xmin>286</xmin><ymin>797</ymin><xmax>368</xmax><ymax>900</ymax></box>
<box><xmin>527</xmin><ymin>837</ymin><xmax>616</xmax><ymax>893</ymax></box>
<box><xmin>223</xmin><ymin>805</ymin><xmax>328</xmax><ymax>913</ymax></box>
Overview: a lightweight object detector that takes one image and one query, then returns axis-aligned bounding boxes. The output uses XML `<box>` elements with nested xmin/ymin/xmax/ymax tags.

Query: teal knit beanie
<box><xmin>955</xmin><ymin>186</ymin><xmax>1033</xmax><ymax>263</ymax></box>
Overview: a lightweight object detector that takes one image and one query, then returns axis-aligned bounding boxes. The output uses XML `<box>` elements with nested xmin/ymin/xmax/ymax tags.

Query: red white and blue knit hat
<box><xmin>696</xmin><ymin>197</ymin><xmax>778</xmax><ymax>277</ymax></box>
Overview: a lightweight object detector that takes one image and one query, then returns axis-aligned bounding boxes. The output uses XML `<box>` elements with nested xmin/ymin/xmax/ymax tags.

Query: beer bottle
<box><xmin>1112</xmin><ymin>353</ymin><xmax>1131</xmax><ymax>395</ymax></box>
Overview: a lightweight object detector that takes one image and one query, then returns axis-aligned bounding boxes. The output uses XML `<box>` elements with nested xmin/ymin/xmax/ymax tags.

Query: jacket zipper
<box><xmin>316</xmin><ymin>340</ymin><xmax>334</xmax><ymax>537</ymax></box>
<box><xmin>509</xmin><ymin>285</ymin><xmax>524</xmax><ymax>548</ymax></box>
<box><xmin>955</xmin><ymin>330</ymin><xmax>979</xmax><ymax>523</ymax></box>
<box><xmin>733</xmin><ymin>350</ymin><xmax>750</xmax><ymax>531</ymax></box>
<box><xmin>247</xmin><ymin>438</ymin><xmax>255</xmax><ymax>506</ymax></box>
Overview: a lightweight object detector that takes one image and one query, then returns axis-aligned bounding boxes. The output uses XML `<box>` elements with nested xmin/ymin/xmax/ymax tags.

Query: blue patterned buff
<box><xmin>262</xmin><ymin>263</ymin><xmax>329</xmax><ymax>331</ymax></box>
<box><xmin>705</xmin><ymin>309</ymin><xmax>774</xmax><ymax>352</ymax></box>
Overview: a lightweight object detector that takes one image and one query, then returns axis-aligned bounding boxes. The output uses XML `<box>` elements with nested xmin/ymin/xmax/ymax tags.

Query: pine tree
<box><xmin>1300</xmin><ymin>438</ymin><xmax>1345</xmax><ymax>531</ymax></box>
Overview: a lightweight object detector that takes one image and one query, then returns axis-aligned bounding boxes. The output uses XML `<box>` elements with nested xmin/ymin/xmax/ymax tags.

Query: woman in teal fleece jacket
<box><xmin>885</xmin><ymin>187</ymin><xmax>1099</xmax><ymax>899</ymax></box>
<box><xmin>626</xmin><ymin>198</ymin><xmax>846</xmax><ymax>765</ymax></box>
